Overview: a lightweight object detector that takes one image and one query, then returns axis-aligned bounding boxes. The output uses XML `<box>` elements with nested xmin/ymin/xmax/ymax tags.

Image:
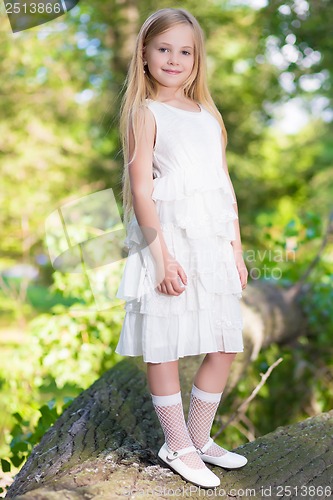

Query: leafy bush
<box><xmin>1</xmin><ymin>397</ymin><xmax>73</xmax><ymax>475</ymax></box>
<box><xmin>0</xmin><ymin>266</ymin><xmax>125</xmax><ymax>485</ymax></box>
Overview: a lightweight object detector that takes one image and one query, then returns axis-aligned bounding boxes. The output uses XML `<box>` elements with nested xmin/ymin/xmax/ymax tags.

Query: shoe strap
<box><xmin>197</xmin><ymin>437</ymin><xmax>214</xmax><ymax>454</ymax></box>
<box><xmin>166</xmin><ymin>444</ymin><xmax>197</xmax><ymax>461</ymax></box>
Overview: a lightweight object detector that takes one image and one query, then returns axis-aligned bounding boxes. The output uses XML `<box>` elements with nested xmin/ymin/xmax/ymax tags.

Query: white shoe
<box><xmin>157</xmin><ymin>442</ymin><xmax>220</xmax><ymax>488</ymax></box>
<box><xmin>196</xmin><ymin>437</ymin><xmax>248</xmax><ymax>469</ymax></box>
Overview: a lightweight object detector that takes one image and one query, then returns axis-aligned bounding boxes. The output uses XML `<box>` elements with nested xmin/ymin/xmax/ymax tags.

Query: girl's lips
<box><xmin>163</xmin><ymin>69</ymin><xmax>181</xmax><ymax>74</ymax></box>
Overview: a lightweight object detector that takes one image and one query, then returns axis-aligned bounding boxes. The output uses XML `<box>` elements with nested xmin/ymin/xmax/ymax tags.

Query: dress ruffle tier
<box><xmin>115</xmin><ymin>168</ymin><xmax>244</xmax><ymax>363</ymax></box>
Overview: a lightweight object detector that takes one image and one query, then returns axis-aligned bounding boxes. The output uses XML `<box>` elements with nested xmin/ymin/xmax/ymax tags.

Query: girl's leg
<box><xmin>187</xmin><ymin>352</ymin><xmax>237</xmax><ymax>457</ymax></box>
<box><xmin>193</xmin><ymin>351</ymin><xmax>236</xmax><ymax>393</ymax></box>
<box><xmin>146</xmin><ymin>360</ymin><xmax>206</xmax><ymax>469</ymax></box>
<box><xmin>146</xmin><ymin>360</ymin><xmax>180</xmax><ymax>395</ymax></box>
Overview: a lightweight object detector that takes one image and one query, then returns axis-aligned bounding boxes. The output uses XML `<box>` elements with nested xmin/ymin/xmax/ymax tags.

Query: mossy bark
<box><xmin>6</xmin><ymin>353</ymin><xmax>333</xmax><ymax>499</ymax></box>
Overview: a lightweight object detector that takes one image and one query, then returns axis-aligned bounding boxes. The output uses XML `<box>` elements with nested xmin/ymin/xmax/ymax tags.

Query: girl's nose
<box><xmin>168</xmin><ymin>52</ymin><xmax>179</xmax><ymax>65</ymax></box>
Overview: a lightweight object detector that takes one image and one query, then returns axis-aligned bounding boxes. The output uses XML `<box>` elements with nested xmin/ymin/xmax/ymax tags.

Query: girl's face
<box><xmin>143</xmin><ymin>24</ymin><xmax>195</xmax><ymax>91</ymax></box>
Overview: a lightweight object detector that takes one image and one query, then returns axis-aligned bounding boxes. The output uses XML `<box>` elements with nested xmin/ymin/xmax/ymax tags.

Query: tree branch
<box><xmin>213</xmin><ymin>357</ymin><xmax>284</xmax><ymax>439</ymax></box>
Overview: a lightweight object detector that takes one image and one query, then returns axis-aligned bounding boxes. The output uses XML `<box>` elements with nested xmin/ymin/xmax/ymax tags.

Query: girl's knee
<box><xmin>206</xmin><ymin>351</ymin><xmax>237</xmax><ymax>362</ymax></box>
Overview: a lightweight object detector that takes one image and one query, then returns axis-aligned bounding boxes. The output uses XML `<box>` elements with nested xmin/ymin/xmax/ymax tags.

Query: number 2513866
<box><xmin>5</xmin><ymin>3</ymin><xmax>63</xmax><ymax>14</ymax></box>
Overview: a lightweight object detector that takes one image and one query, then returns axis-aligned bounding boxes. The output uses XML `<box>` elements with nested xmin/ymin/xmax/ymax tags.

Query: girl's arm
<box><xmin>221</xmin><ymin>138</ymin><xmax>248</xmax><ymax>288</ymax></box>
<box><xmin>127</xmin><ymin>106</ymin><xmax>172</xmax><ymax>277</ymax></box>
<box><xmin>128</xmin><ymin>106</ymin><xmax>187</xmax><ymax>294</ymax></box>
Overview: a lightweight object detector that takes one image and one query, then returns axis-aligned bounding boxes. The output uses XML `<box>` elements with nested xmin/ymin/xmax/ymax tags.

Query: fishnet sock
<box><xmin>187</xmin><ymin>384</ymin><xmax>228</xmax><ymax>457</ymax></box>
<box><xmin>151</xmin><ymin>391</ymin><xmax>206</xmax><ymax>469</ymax></box>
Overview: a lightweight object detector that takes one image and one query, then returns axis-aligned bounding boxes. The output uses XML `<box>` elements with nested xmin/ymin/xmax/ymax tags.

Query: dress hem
<box><xmin>114</xmin><ymin>347</ymin><xmax>244</xmax><ymax>364</ymax></box>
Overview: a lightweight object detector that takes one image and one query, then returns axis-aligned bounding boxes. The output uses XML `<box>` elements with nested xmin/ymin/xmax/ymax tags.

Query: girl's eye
<box><xmin>158</xmin><ymin>48</ymin><xmax>191</xmax><ymax>56</ymax></box>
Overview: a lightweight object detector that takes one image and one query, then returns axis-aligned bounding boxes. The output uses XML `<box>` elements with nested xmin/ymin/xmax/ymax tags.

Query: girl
<box><xmin>115</xmin><ymin>7</ymin><xmax>248</xmax><ymax>489</ymax></box>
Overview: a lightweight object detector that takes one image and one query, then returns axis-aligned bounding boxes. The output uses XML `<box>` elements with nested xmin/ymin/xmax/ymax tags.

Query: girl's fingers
<box><xmin>163</xmin><ymin>282</ymin><xmax>174</xmax><ymax>296</ymax></box>
<box><xmin>168</xmin><ymin>280</ymin><xmax>184</xmax><ymax>295</ymax></box>
<box><xmin>157</xmin><ymin>262</ymin><xmax>188</xmax><ymax>296</ymax></box>
<box><xmin>238</xmin><ymin>267</ymin><xmax>248</xmax><ymax>288</ymax></box>
<box><xmin>178</xmin><ymin>269</ymin><xmax>188</xmax><ymax>286</ymax></box>
<box><xmin>157</xmin><ymin>278</ymin><xmax>187</xmax><ymax>296</ymax></box>
<box><xmin>173</xmin><ymin>280</ymin><xmax>185</xmax><ymax>294</ymax></box>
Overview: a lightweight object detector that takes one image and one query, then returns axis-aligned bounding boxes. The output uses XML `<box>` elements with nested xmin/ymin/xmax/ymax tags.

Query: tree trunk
<box><xmin>216</xmin><ymin>279</ymin><xmax>306</xmax><ymax>393</ymax></box>
<box><xmin>6</xmin><ymin>338</ymin><xmax>332</xmax><ymax>499</ymax></box>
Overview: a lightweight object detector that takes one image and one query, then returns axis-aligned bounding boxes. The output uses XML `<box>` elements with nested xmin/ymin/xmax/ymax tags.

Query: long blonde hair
<box><xmin>118</xmin><ymin>7</ymin><xmax>228</xmax><ymax>229</ymax></box>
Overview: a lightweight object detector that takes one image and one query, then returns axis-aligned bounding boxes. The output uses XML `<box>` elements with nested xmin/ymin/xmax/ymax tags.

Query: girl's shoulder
<box><xmin>145</xmin><ymin>98</ymin><xmax>158</xmax><ymax>108</ymax></box>
<box><xmin>143</xmin><ymin>98</ymin><xmax>160</xmax><ymax>113</ymax></box>
<box><xmin>144</xmin><ymin>98</ymin><xmax>167</xmax><ymax>117</ymax></box>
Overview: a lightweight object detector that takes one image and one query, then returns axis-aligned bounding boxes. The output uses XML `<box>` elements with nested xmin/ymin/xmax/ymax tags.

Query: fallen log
<box><xmin>6</xmin><ymin>355</ymin><xmax>333</xmax><ymax>499</ymax></box>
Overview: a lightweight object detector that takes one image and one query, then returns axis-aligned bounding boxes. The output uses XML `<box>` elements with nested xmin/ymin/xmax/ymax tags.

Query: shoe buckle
<box><xmin>166</xmin><ymin>450</ymin><xmax>178</xmax><ymax>461</ymax></box>
<box><xmin>165</xmin><ymin>445</ymin><xmax>196</xmax><ymax>461</ymax></box>
<box><xmin>196</xmin><ymin>437</ymin><xmax>214</xmax><ymax>455</ymax></box>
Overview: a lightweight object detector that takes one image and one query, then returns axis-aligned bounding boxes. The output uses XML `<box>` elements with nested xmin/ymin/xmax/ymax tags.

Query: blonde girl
<box><xmin>115</xmin><ymin>7</ymin><xmax>248</xmax><ymax>488</ymax></box>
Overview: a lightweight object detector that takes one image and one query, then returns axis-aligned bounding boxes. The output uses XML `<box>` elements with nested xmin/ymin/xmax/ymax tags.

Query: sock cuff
<box><xmin>191</xmin><ymin>384</ymin><xmax>223</xmax><ymax>403</ymax></box>
<box><xmin>151</xmin><ymin>391</ymin><xmax>182</xmax><ymax>407</ymax></box>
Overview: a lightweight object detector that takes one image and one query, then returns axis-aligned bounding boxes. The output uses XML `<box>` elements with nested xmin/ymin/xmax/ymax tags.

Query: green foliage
<box><xmin>28</xmin><ymin>303</ymin><xmax>123</xmax><ymax>388</ymax></box>
<box><xmin>240</xmin><ymin>210</ymin><xmax>333</xmax><ymax>435</ymax></box>
<box><xmin>0</xmin><ymin>306</ymin><xmax>124</xmax><ymax>487</ymax></box>
<box><xmin>0</xmin><ymin>264</ymin><xmax>125</xmax><ymax>482</ymax></box>
<box><xmin>239</xmin><ymin>327</ymin><xmax>332</xmax><ymax>436</ymax></box>
<box><xmin>246</xmin><ymin>210</ymin><xmax>331</xmax><ymax>287</ymax></box>
<box><xmin>1</xmin><ymin>397</ymin><xmax>74</xmax><ymax>474</ymax></box>
<box><xmin>300</xmin><ymin>276</ymin><xmax>333</xmax><ymax>347</ymax></box>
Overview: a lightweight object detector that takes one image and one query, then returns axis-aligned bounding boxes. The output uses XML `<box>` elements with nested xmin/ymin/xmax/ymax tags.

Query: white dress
<box><xmin>115</xmin><ymin>98</ymin><xmax>244</xmax><ymax>363</ymax></box>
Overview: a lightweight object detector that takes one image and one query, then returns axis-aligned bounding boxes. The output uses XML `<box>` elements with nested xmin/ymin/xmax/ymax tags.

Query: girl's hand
<box><xmin>233</xmin><ymin>248</ymin><xmax>248</xmax><ymax>289</ymax></box>
<box><xmin>156</xmin><ymin>253</ymin><xmax>188</xmax><ymax>296</ymax></box>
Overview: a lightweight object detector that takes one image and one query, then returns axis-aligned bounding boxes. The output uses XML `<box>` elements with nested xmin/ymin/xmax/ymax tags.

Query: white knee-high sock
<box><xmin>151</xmin><ymin>391</ymin><xmax>206</xmax><ymax>469</ymax></box>
<box><xmin>187</xmin><ymin>384</ymin><xmax>228</xmax><ymax>457</ymax></box>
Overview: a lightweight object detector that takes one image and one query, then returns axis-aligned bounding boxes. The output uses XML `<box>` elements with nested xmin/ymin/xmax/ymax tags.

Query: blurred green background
<box><xmin>0</xmin><ymin>0</ymin><xmax>332</xmax><ymax>494</ymax></box>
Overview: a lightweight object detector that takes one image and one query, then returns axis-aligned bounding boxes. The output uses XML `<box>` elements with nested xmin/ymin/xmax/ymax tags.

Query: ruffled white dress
<box><xmin>115</xmin><ymin>98</ymin><xmax>244</xmax><ymax>363</ymax></box>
